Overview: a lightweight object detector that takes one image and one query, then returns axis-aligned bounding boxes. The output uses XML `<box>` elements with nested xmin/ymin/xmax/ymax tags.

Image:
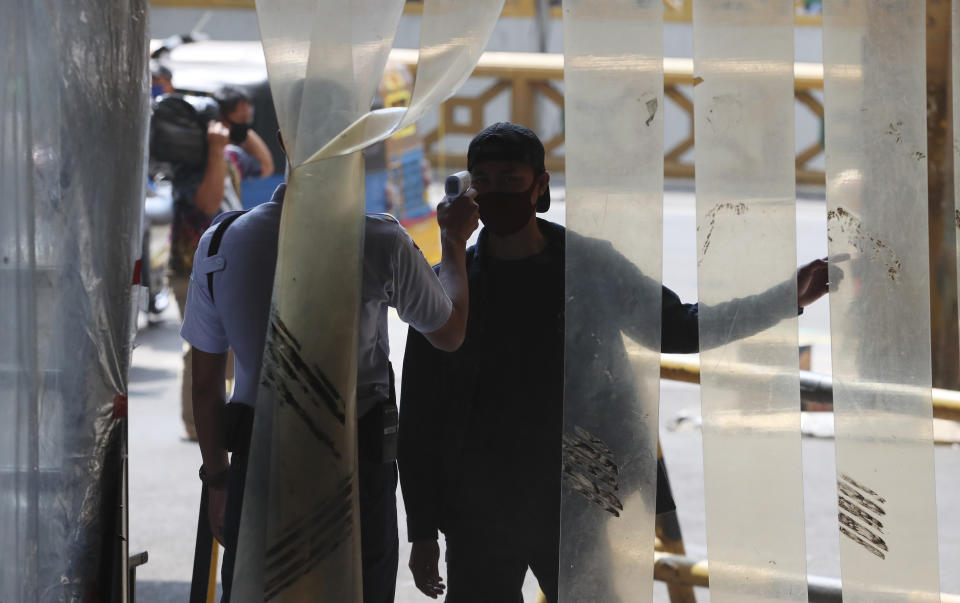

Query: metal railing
<box><xmin>149</xmin><ymin>0</ymin><xmax>825</xmax><ymax>25</ymax></box>
<box><xmin>128</xmin><ymin>552</ymin><xmax>149</xmax><ymax>603</ymax></box>
<box><xmin>654</xmin><ymin>355</ymin><xmax>960</xmax><ymax>602</ymax></box>
<box><xmin>660</xmin><ymin>355</ymin><xmax>960</xmax><ymax>422</ymax></box>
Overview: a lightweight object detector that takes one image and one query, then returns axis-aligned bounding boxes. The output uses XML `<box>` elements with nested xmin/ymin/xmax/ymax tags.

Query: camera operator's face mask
<box><xmin>476</xmin><ymin>179</ymin><xmax>539</xmax><ymax>236</ymax></box>
<box><xmin>226</xmin><ymin>120</ymin><xmax>252</xmax><ymax>145</ymax></box>
<box><xmin>225</xmin><ymin>102</ymin><xmax>254</xmax><ymax>144</ymax></box>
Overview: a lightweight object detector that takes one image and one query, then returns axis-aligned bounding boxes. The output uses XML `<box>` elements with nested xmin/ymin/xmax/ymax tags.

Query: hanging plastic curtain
<box><xmin>560</xmin><ymin>1</ymin><xmax>664</xmax><ymax>601</ymax></box>
<box><xmin>823</xmin><ymin>2</ymin><xmax>941</xmax><ymax>601</ymax></box>
<box><xmin>955</xmin><ymin>0</ymin><xmax>960</xmax><ymax>327</ymax></box>
<box><xmin>231</xmin><ymin>1</ymin><xmax>504</xmax><ymax>600</ymax></box>
<box><xmin>0</xmin><ymin>0</ymin><xmax>148</xmax><ymax>601</ymax></box>
<box><xmin>692</xmin><ymin>2</ymin><xmax>808</xmax><ymax>601</ymax></box>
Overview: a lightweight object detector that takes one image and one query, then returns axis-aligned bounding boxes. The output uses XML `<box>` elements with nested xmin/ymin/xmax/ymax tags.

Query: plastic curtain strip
<box><xmin>955</xmin><ymin>0</ymin><xmax>960</xmax><ymax>368</ymax></box>
<box><xmin>232</xmin><ymin>1</ymin><xmax>504</xmax><ymax>600</ymax></box>
<box><xmin>306</xmin><ymin>2</ymin><xmax>506</xmax><ymax>161</ymax></box>
<box><xmin>692</xmin><ymin>2</ymin><xmax>808</xmax><ymax>601</ymax></box>
<box><xmin>560</xmin><ymin>2</ymin><xmax>664</xmax><ymax>601</ymax></box>
<box><xmin>823</xmin><ymin>2</ymin><xmax>941</xmax><ymax>601</ymax></box>
<box><xmin>0</xmin><ymin>0</ymin><xmax>148</xmax><ymax>601</ymax></box>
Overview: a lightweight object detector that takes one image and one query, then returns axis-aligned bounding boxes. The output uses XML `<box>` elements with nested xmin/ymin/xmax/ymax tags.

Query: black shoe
<box><xmin>148</xmin><ymin>290</ymin><xmax>169</xmax><ymax>315</ymax></box>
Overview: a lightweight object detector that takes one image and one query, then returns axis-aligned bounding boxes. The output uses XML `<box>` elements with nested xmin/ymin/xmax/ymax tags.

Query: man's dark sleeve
<box><xmin>397</xmin><ymin>325</ymin><xmax>446</xmax><ymax>542</ymax></box>
<box><xmin>599</xmin><ymin>240</ymin><xmax>798</xmax><ymax>354</ymax></box>
<box><xmin>660</xmin><ymin>285</ymin><xmax>700</xmax><ymax>353</ymax></box>
<box><xmin>658</xmin><ymin>279</ymin><xmax>804</xmax><ymax>354</ymax></box>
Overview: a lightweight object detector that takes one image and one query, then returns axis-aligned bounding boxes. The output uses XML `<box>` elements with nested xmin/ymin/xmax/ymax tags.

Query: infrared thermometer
<box><xmin>444</xmin><ymin>170</ymin><xmax>471</xmax><ymax>198</ymax></box>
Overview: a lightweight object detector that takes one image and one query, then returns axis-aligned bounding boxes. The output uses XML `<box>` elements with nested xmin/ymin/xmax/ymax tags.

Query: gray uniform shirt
<box><xmin>181</xmin><ymin>184</ymin><xmax>451</xmax><ymax>417</ymax></box>
<box><xmin>357</xmin><ymin>214</ymin><xmax>452</xmax><ymax>415</ymax></box>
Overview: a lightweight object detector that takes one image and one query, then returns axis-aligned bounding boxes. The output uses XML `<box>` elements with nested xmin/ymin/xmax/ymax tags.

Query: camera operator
<box><xmin>169</xmin><ymin>85</ymin><xmax>274</xmax><ymax>441</ymax></box>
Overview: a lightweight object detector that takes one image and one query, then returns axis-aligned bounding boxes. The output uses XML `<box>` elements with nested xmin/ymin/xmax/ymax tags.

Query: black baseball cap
<box><xmin>467</xmin><ymin>122</ymin><xmax>551</xmax><ymax>212</ymax></box>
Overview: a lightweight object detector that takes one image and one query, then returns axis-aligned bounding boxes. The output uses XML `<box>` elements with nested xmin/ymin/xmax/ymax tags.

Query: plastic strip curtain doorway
<box><xmin>561</xmin><ymin>1</ymin><xmax>665</xmax><ymax>601</ymax></box>
<box><xmin>693</xmin><ymin>2</ymin><xmax>808</xmax><ymax>602</ymax></box>
<box><xmin>824</xmin><ymin>2</ymin><xmax>941</xmax><ymax>601</ymax></box>
<box><xmin>0</xmin><ymin>0</ymin><xmax>147</xmax><ymax>601</ymax></box>
<box><xmin>230</xmin><ymin>1</ymin><xmax>503</xmax><ymax>600</ymax></box>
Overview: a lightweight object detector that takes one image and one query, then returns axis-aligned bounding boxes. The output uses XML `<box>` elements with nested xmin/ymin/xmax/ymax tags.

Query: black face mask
<box><xmin>476</xmin><ymin>180</ymin><xmax>538</xmax><ymax>236</ymax></box>
<box><xmin>227</xmin><ymin>121</ymin><xmax>251</xmax><ymax>144</ymax></box>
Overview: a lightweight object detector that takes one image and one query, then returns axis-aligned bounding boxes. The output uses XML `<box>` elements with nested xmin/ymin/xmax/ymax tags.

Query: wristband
<box><xmin>199</xmin><ymin>464</ymin><xmax>229</xmax><ymax>489</ymax></box>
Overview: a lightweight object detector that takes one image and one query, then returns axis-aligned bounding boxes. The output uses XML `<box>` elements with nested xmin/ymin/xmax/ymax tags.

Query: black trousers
<box><xmin>357</xmin><ymin>367</ymin><xmax>400</xmax><ymax>603</ymax></box>
<box><xmin>220</xmin><ymin>404</ymin><xmax>253</xmax><ymax>603</ymax></box>
<box><xmin>219</xmin><ymin>402</ymin><xmax>399</xmax><ymax>603</ymax></box>
<box><xmin>358</xmin><ymin>457</ymin><xmax>399</xmax><ymax>603</ymax></box>
<box><xmin>444</xmin><ymin>532</ymin><xmax>559</xmax><ymax>603</ymax></box>
<box><xmin>438</xmin><ymin>457</ymin><xmax>675</xmax><ymax>603</ymax></box>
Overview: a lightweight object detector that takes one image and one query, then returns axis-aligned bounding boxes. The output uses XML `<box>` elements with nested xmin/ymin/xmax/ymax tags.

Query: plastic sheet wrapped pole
<box><xmin>561</xmin><ymin>2</ymin><xmax>664</xmax><ymax>601</ymax></box>
<box><xmin>823</xmin><ymin>2</ymin><xmax>941</xmax><ymax>601</ymax></box>
<box><xmin>231</xmin><ymin>1</ymin><xmax>504</xmax><ymax>600</ymax></box>
<box><xmin>0</xmin><ymin>0</ymin><xmax>148</xmax><ymax>601</ymax></box>
<box><xmin>692</xmin><ymin>2</ymin><xmax>808</xmax><ymax>601</ymax></box>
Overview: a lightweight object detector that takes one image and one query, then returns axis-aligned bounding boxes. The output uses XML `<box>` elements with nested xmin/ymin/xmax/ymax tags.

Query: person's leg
<box><xmin>528</xmin><ymin>533</ymin><xmax>560</xmax><ymax>603</ymax></box>
<box><xmin>219</xmin><ymin>450</ymin><xmax>247</xmax><ymax>603</ymax></box>
<box><xmin>358</xmin><ymin>458</ymin><xmax>399</xmax><ymax>603</ymax></box>
<box><xmin>218</xmin><ymin>406</ymin><xmax>254</xmax><ymax>603</ymax></box>
<box><xmin>443</xmin><ymin>535</ymin><xmax>527</xmax><ymax>603</ymax></box>
<box><xmin>169</xmin><ymin>274</ymin><xmax>197</xmax><ymax>440</ymax></box>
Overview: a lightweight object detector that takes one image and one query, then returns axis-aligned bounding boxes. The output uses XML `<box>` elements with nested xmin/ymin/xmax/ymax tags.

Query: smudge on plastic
<box><xmin>562</xmin><ymin>426</ymin><xmax>623</xmax><ymax>517</ymax></box>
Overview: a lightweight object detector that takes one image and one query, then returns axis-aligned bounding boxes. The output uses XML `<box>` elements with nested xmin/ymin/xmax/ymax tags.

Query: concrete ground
<box><xmin>129</xmin><ymin>184</ymin><xmax>960</xmax><ymax>601</ymax></box>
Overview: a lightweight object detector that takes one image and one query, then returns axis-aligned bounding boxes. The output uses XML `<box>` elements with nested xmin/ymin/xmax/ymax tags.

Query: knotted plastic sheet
<box><xmin>233</xmin><ymin>1</ymin><xmax>503</xmax><ymax>600</ymax></box>
<box><xmin>561</xmin><ymin>1</ymin><xmax>664</xmax><ymax>601</ymax></box>
<box><xmin>692</xmin><ymin>2</ymin><xmax>808</xmax><ymax>601</ymax></box>
<box><xmin>0</xmin><ymin>0</ymin><xmax>148</xmax><ymax>600</ymax></box>
<box><xmin>824</xmin><ymin>2</ymin><xmax>941</xmax><ymax>601</ymax></box>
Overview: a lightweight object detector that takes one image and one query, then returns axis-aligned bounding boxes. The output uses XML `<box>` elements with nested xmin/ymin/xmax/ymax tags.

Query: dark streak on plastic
<box><xmin>263</xmin><ymin>477</ymin><xmax>354</xmax><ymax>598</ymax></box>
<box><xmin>562</xmin><ymin>426</ymin><xmax>624</xmax><ymax>517</ymax></box>
<box><xmin>697</xmin><ymin>202</ymin><xmax>748</xmax><ymax>266</ymax></box>
<box><xmin>268</xmin><ymin>314</ymin><xmax>345</xmax><ymax>424</ymax></box>
<box><xmin>837</xmin><ymin>474</ymin><xmax>887</xmax><ymax>560</ymax></box>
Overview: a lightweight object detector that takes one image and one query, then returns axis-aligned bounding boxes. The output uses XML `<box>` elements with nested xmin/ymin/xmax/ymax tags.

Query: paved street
<box><xmin>129</xmin><ymin>184</ymin><xmax>960</xmax><ymax>601</ymax></box>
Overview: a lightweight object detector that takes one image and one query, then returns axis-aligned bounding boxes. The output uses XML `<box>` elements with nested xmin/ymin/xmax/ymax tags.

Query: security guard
<box><xmin>181</xmin><ymin>132</ymin><xmax>478</xmax><ymax>603</ymax></box>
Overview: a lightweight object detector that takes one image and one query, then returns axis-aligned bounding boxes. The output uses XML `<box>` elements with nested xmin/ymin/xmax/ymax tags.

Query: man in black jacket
<box><xmin>398</xmin><ymin>122</ymin><xmax>830</xmax><ymax>602</ymax></box>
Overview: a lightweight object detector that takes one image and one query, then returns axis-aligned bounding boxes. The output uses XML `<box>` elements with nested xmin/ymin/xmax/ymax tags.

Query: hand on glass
<box><xmin>797</xmin><ymin>255</ymin><xmax>846</xmax><ymax>307</ymax></box>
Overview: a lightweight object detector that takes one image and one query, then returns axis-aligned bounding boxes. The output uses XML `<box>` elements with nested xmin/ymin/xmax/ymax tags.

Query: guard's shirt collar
<box><xmin>271</xmin><ymin>183</ymin><xmax>287</xmax><ymax>204</ymax></box>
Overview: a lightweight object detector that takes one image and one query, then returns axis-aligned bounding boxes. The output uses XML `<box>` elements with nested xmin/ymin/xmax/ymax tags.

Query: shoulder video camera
<box><xmin>148</xmin><ymin>93</ymin><xmax>221</xmax><ymax>166</ymax></box>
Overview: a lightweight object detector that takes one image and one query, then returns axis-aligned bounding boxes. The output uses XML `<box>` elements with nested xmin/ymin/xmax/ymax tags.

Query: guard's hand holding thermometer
<box><xmin>438</xmin><ymin>171</ymin><xmax>479</xmax><ymax>244</ymax></box>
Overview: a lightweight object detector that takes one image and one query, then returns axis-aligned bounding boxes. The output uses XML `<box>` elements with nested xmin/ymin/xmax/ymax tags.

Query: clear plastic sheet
<box><xmin>0</xmin><ymin>0</ymin><xmax>148</xmax><ymax>601</ymax></box>
<box><xmin>260</xmin><ymin>156</ymin><xmax>367</xmax><ymax>602</ymax></box>
<box><xmin>306</xmin><ymin>2</ymin><xmax>504</xmax><ymax>161</ymax></box>
<box><xmin>560</xmin><ymin>1</ymin><xmax>664</xmax><ymax>601</ymax></box>
<box><xmin>692</xmin><ymin>2</ymin><xmax>808</xmax><ymax>601</ymax></box>
<box><xmin>233</xmin><ymin>1</ymin><xmax>503</xmax><ymax>600</ymax></box>
<box><xmin>823</xmin><ymin>2</ymin><xmax>941</xmax><ymax>601</ymax></box>
<box><xmin>955</xmin><ymin>0</ymin><xmax>960</xmax><ymax>366</ymax></box>
<box><xmin>257</xmin><ymin>0</ymin><xmax>405</xmax><ymax>167</ymax></box>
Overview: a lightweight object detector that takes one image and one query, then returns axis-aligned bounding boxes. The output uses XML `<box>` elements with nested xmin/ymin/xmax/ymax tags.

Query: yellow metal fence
<box><xmin>655</xmin><ymin>355</ymin><xmax>960</xmax><ymax>602</ymax></box>
<box><xmin>150</xmin><ymin>0</ymin><xmax>825</xmax><ymax>25</ymax></box>
<box><xmin>388</xmin><ymin>48</ymin><xmax>827</xmax><ymax>186</ymax></box>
